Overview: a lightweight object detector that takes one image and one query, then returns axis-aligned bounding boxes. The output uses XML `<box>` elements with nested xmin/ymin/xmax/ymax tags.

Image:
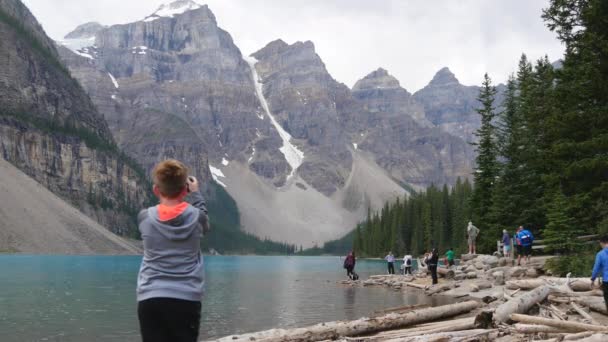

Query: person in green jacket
<box><xmin>445</xmin><ymin>248</ymin><xmax>455</xmax><ymax>267</ymax></box>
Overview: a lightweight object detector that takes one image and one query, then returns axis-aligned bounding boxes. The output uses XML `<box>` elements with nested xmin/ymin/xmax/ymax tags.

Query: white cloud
<box><xmin>22</xmin><ymin>0</ymin><xmax>564</xmax><ymax>91</ymax></box>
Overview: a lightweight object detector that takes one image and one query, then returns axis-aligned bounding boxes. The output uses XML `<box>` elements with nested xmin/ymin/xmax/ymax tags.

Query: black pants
<box><xmin>346</xmin><ymin>266</ymin><xmax>354</xmax><ymax>279</ymax></box>
<box><xmin>429</xmin><ymin>265</ymin><xmax>438</xmax><ymax>285</ymax></box>
<box><xmin>387</xmin><ymin>262</ymin><xmax>395</xmax><ymax>274</ymax></box>
<box><xmin>404</xmin><ymin>266</ymin><xmax>412</xmax><ymax>275</ymax></box>
<box><xmin>138</xmin><ymin>298</ymin><xmax>201</xmax><ymax>342</ymax></box>
<box><xmin>603</xmin><ymin>282</ymin><xmax>608</xmax><ymax>312</ymax></box>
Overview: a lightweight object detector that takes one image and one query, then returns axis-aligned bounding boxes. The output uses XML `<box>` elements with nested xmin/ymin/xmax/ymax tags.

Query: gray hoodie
<box><xmin>136</xmin><ymin>191</ymin><xmax>210</xmax><ymax>302</ymax></box>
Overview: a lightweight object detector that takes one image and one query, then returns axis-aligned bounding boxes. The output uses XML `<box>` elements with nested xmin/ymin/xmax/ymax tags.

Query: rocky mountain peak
<box><xmin>64</xmin><ymin>22</ymin><xmax>106</xmax><ymax>39</ymax></box>
<box><xmin>352</xmin><ymin>68</ymin><xmax>401</xmax><ymax>91</ymax></box>
<box><xmin>429</xmin><ymin>67</ymin><xmax>460</xmax><ymax>86</ymax></box>
<box><xmin>144</xmin><ymin>0</ymin><xmax>204</xmax><ymax>22</ymax></box>
<box><xmin>252</xmin><ymin>39</ymin><xmax>318</xmax><ymax>63</ymax></box>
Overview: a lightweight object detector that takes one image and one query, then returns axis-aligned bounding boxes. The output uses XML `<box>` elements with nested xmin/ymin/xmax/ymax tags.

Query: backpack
<box><xmin>520</xmin><ymin>230</ymin><xmax>534</xmax><ymax>245</ymax></box>
<box><xmin>406</xmin><ymin>258</ymin><xmax>412</xmax><ymax>266</ymax></box>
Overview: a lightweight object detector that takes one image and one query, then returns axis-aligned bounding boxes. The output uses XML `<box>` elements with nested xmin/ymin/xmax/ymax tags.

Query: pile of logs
<box><xmin>216</xmin><ymin>256</ymin><xmax>607</xmax><ymax>341</ymax></box>
<box><xmin>216</xmin><ymin>276</ymin><xmax>608</xmax><ymax>342</ymax></box>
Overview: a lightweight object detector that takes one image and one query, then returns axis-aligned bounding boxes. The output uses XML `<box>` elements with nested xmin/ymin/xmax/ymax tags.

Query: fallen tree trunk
<box><xmin>510</xmin><ymin>313</ymin><xmax>608</xmax><ymax>333</ymax></box>
<box><xmin>425</xmin><ymin>283</ymin><xmax>453</xmax><ymax>296</ymax></box>
<box><xmin>571</xmin><ymin>302</ymin><xmax>599</xmax><ymax>325</ymax></box>
<box><xmin>548</xmin><ymin>296</ymin><xmax>608</xmax><ymax>315</ymax></box>
<box><xmin>384</xmin><ymin>329</ymin><xmax>494</xmax><ymax>342</ymax></box>
<box><xmin>437</xmin><ymin>267</ymin><xmax>455</xmax><ymax>279</ymax></box>
<box><xmin>405</xmin><ymin>282</ymin><xmax>428</xmax><ymax>290</ymax></box>
<box><xmin>372</xmin><ymin>304</ymin><xmax>430</xmax><ymax>316</ymax></box>
<box><xmin>364</xmin><ymin>317</ymin><xmax>474</xmax><ymax>340</ymax></box>
<box><xmin>512</xmin><ymin>324</ymin><xmax>563</xmax><ymax>334</ymax></box>
<box><xmin>551</xmin><ymin>289</ymin><xmax>603</xmax><ymax>297</ymax></box>
<box><xmin>217</xmin><ymin>301</ymin><xmax>481</xmax><ymax>342</ymax></box>
<box><xmin>576</xmin><ymin>334</ymin><xmax>608</xmax><ymax>342</ymax></box>
<box><xmin>569</xmin><ymin>278</ymin><xmax>593</xmax><ymax>292</ymax></box>
<box><xmin>493</xmin><ymin>284</ymin><xmax>553</xmax><ymax>323</ymax></box>
<box><xmin>505</xmin><ymin>279</ymin><xmax>546</xmax><ymax>290</ymax></box>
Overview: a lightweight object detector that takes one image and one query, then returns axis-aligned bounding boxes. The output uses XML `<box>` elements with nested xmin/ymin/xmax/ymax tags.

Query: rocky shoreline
<box><xmin>211</xmin><ymin>254</ymin><xmax>608</xmax><ymax>342</ymax></box>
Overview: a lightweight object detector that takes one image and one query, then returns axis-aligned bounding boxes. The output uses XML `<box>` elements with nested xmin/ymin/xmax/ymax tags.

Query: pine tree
<box><xmin>543</xmin><ymin>189</ymin><xmax>583</xmax><ymax>253</ymax></box>
<box><xmin>470</xmin><ymin>73</ymin><xmax>499</xmax><ymax>252</ymax></box>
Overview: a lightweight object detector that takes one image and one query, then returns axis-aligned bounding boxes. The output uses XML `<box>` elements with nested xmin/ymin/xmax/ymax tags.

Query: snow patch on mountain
<box><xmin>144</xmin><ymin>0</ymin><xmax>201</xmax><ymax>22</ymax></box>
<box><xmin>108</xmin><ymin>73</ymin><xmax>119</xmax><ymax>89</ymax></box>
<box><xmin>245</xmin><ymin>56</ymin><xmax>305</xmax><ymax>180</ymax></box>
<box><xmin>58</xmin><ymin>37</ymin><xmax>95</xmax><ymax>52</ymax></box>
<box><xmin>209</xmin><ymin>165</ymin><xmax>227</xmax><ymax>188</ymax></box>
<box><xmin>222</xmin><ymin>158</ymin><xmax>229</xmax><ymax>166</ymax></box>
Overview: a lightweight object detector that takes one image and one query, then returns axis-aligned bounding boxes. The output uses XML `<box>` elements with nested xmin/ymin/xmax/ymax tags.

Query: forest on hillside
<box><xmin>326</xmin><ymin>0</ymin><xmax>607</xmax><ymax>274</ymax></box>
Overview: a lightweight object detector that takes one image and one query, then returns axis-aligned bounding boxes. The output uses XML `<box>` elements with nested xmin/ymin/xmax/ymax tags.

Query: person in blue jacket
<box><xmin>591</xmin><ymin>235</ymin><xmax>608</xmax><ymax>312</ymax></box>
<box><xmin>516</xmin><ymin>226</ymin><xmax>534</xmax><ymax>266</ymax></box>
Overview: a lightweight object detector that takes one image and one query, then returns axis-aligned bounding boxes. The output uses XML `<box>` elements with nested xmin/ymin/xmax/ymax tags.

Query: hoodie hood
<box><xmin>147</xmin><ymin>205</ymin><xmax>200</xmax><ymax>241</ymax></box>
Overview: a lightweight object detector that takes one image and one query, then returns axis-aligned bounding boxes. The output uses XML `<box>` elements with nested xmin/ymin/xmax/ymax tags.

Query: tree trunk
<box><xmin>216</xmin><ymin>301</ymin><xmax>481</xmax><ymax>342</ymax></box>
<box><xmin>571</xmin><ymin>302</ymin><xmax>599</xmax><ymax>325</ymax></box>
<box><xmin>384</xmin><ymin>329</ymin><xmax>494</xmax><ymax>342</ymax></box>
<box><xmin>548</xmin><ymin>295</ymin><xmax>608</xmax><ymax>315</ymax></box>
<box><xmin>505</xmin><ymin>279</ymin><xmax>545</xmax><ymax>290</ymax></box>
<box><xmin>569</xmin><ymin>278</ymin><xmax>593</xmax><ymax>292</ymax></box>
<box><xmin>512</xmin><ymin>324</ymin><xmax>563</xmax><ymax>334</ymax></box>
<box><xmin>493</xmin><ymin>285</ymin><xmax>553</xmax><ymax>323</ymax></box>
<box><xmin>510</xmin><ymin>313</ymin><xmax>608</xmax><ymax>333</ymax></box>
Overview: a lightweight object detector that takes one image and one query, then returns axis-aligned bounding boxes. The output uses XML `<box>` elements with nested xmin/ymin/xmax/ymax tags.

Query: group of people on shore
<box><xmin>343</xmin><ymin>222</ymin><xmax>539</xmax><ymax>284</ymax></box>
<box><xmin>500</xmin><ymin>225</ymin><xmax>535</xmax><ymax>265</ymax></box>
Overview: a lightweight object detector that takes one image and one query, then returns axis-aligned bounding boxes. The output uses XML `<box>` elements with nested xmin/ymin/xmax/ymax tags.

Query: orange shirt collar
<box><xmin>157</xmin><ymin>202</ymin><xmax>189</xmax><ymax>221</ymax></box>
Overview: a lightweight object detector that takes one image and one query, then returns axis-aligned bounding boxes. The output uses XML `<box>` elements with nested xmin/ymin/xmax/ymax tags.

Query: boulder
<box><xmin>475</xmin><ymin>255</ymin><xmax>500</xmax><ymax>268</ymax></box>
<box><xmin>493</xmin><ymin>271</ymin><xmax>505</xmax><ymax>286</ymax></box>
<box><xmin>461</xmin><ymin>254</ymin><xmax>479</xmax><ymax>262</ymax></box>
<box><xmin>507</xmin><ymin>266</ymin><xmax>528</xmax><ymax>279</ymax></box>
<box><xmin>466</xmin><ymin>272</ymin><xmax>478</xmax><ymax>279</ymax></box>
<box><xmin>525</xmin><ymin>268</ymin><xmax>539</xmax><ymax>278</ymax></box>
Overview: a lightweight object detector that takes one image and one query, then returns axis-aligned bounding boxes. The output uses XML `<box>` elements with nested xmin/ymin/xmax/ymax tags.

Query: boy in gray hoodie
<box><xmin>137</xmin><ymin>159</ymin><xmax>210</xmax><ymax>342</ymax></box>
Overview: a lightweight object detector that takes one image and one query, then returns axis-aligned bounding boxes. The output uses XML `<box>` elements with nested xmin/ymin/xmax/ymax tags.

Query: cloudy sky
<box><xmin>23</xmin><ymin>0</ymin><xmax>564</xmax><ymax>91</ymax></box>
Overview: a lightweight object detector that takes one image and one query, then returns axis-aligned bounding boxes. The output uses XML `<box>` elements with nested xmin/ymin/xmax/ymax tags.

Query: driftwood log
<box><xmin>361</xmin><ymin>317</ymin><xmax>475</xmax><ymax>341</ymax></box>
<box><xmin>570</xmin><ymin>302</ymin><xmax>599</xmax><ymax>325</ymax></box>
<box><xmin>383</xmin><ymin>329</ymin><xmax>495</xmax><ymax>342</ymax></box>
<box><xmin>216</xmin><ymin>300</ymin><xmax>480</xmax><ymax>342</ymax></box>
<box><xmin>510</xmin><ymin>313</ymin><xmax>608</xmax><ymax>333</ymax></box>
<box><xmin>548</xmin><ymin>295</ymin><xmax>608</xmax><ymax>315</ymax></box>
<box><xmin>511</xmin><ymin>323</ymin><xmax>563</xmax><ymax>334</ymax></box>
<box><xmin>569</xmin><ymin>278</ymin><xmax>593</xmax><ymax>292</ymax></box>
<box><xmin>493</xmin><ymin>284</ymin><xmax>553</xmax><ymax>323</ymax></box>
<box><xmin>505</xmin><ymin>279</ymin><xmax>546</xmax><ymax>290</ymax></box>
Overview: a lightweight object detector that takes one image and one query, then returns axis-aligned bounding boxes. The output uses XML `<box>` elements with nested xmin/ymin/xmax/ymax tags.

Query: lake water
<box><xmin>0</xmin><ymin>255</ymin><xmax>451</xmax><ymax>341</ymax></box>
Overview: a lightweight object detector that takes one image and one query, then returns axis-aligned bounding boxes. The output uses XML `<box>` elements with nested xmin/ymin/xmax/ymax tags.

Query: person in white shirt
<box><xmin>467</xmin><ymin>222</ymin><xmax>480</xmax><ymax>254</ymax></box>
<box><xmin>385</xmin><ymin>252</ymin><xmax>395</xmax><ymax>274</ymax></box>
<box><xmin>402</xmin><ymin>254</ymin><xmax>413</xmax><ymax>275</ymax></box>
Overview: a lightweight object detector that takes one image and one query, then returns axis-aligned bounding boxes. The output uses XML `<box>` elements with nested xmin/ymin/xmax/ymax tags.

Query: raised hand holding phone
<box><xmin>187</xmin><ymin>176</ymin><xmax>199</xmax><ymax>193</ymax></box>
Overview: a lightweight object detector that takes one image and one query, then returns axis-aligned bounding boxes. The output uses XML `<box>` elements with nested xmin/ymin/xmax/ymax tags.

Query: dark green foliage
<box><xmin>545</xmin><ymin>253</ymin><xmax>596</xmax><ymax>277</ymax></box>
<box><xmin>543</xmin><ymin>189</ymin><xmax>584</xmax><ymax>253</ymax></box>
<box><xmin>201</xmin><ymin>183</ymin><xmax>297</xmax><ymax>255</ymax></box>
<box><xmin>346</xmin><ymin>180</ymin><xmax>473</xmax><ymax>257</ymax></box>
<box><xmin>470</xmin><ymin>73</ymin><xmax>499</xmax><ymax>251</ymax></box>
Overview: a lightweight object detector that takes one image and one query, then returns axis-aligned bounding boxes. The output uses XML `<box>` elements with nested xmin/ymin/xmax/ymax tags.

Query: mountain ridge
<box><xmin>57</xmin><ymin>3</ymin><xmax>481</xmax><ymax>246</ymax></box>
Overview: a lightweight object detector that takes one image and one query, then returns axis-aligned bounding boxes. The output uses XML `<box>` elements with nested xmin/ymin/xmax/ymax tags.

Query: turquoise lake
<box><xmin>0</xmin><ymin>255</ymin><xmax>450</xmax><ymax>341</ymax></box>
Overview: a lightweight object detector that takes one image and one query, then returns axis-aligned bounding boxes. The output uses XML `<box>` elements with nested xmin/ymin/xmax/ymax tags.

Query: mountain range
<box><xmin>1</xmin><ymin>0</ymin><xmax>492</xmax><ymax>251</ymax></box>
